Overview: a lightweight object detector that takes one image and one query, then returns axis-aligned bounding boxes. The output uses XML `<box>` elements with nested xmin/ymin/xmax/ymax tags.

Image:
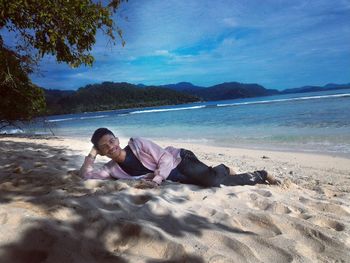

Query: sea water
<box><xmin>6</xmin><ymin>89</ymin><xmax>350</xmax><ymax>157</ymax></box>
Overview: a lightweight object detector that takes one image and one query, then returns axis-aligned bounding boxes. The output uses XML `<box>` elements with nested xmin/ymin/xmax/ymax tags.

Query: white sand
<box><xmin>0</xmin><ymin>136</ymin><xmax>349</xmax><ymax>262</ymax></box>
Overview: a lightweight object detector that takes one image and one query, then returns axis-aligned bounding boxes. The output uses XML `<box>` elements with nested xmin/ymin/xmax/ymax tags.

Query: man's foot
<box><xmin>265</xmin><ymin>173</ymin><xmax>281</xmax><ymax>185</ymax></box>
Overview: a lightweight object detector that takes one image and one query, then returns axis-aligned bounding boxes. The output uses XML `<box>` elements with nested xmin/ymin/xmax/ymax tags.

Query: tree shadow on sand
<box><xmin>0</xmin><ymin>139</ymin><xmax>256</xmax><ymax>262</ymax></box>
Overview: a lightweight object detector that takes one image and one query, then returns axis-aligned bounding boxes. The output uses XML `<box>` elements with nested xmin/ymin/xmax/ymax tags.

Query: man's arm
<box><xmin>80</xmin><ymin>147</ymin><xmax>111</xmax><ymax>180</ymax></box>
<box><xmin>136</xmin><ymin>138</ymin><xmax>177</xmax><ymax>185</ymax></box>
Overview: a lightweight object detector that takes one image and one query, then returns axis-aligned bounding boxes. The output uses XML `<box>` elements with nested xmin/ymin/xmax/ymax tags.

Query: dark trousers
<box><xmin>175</xmin><ymin>149</ymin><xmax>267</xmax><ymax>187</ymax></box>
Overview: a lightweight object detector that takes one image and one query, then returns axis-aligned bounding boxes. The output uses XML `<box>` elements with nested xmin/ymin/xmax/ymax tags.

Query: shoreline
<box><xmin>2</xmin><ymin>133</ymin><xmax>349</xmax><ymax>159</ymax></box>
<box><xmin>155</xmin><ymin>136</ymin><xmax>350</xmax><ymax>160</ymax></box>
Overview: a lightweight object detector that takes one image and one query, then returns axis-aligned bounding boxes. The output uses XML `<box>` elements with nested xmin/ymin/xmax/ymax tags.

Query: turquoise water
<box><xmin>6</xmin><ymin>89</ymin><xmax>350</xmax><ymax>156</ymax></box>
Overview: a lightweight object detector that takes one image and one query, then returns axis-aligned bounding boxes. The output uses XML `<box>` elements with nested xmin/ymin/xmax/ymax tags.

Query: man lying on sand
<box><xmin>80</xmin><ymin>128</ymin><xmax>280</xmax><ymax>188</ymax></box>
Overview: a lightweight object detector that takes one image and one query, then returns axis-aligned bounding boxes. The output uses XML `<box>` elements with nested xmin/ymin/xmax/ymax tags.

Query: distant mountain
<box><xmin>163</xmin><ymin>81</ymin><xmax>350</xmax><ymax>100</ymax></box>
<box><xmin>195</xmin><ymin>82</ymin><xmax>279</xmax><ymax>101</ymax></box>
<box><xmin>281</xmin><ymin>83</ymin><xmax>350</xmax><ymax>94</ymax></box>
<box><xmin>43</xmin><ymin>82</ymin><xmax>199</xmax><ymax>115</ymax></box>
<box><xmin>323</xmin><ymin>83</ymin><xmax>350</xmax><ymax>89</ymax></box>
<box><xmin>281</xmin><ymin>86</ymin><xmax>325</xmax><ymax>94</ymax></box>
<box><xmin>163</xmin><ymin>82</ymin><xmax>204</xmax><ymax>92</ymax></box>
<box><xmin>164</xmin><ymin>81</ymin><xmax>279</xmax><ymax>101</ymax></box>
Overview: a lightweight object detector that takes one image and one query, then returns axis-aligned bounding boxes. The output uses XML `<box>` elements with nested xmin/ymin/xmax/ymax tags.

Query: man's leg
<box><xmin>177</xmin><ymin>149</ymin><xmax>276</xmax><ymax>187</ymax></box>
<box><xmin>177</xmin><ymin>149</ymin><xmax>226</xmax><ymax>187</ymax></box>
<box><xmin>219</xmin><ymin>170</ymin><xmax>268</xmax><ymax>186</ymax></box>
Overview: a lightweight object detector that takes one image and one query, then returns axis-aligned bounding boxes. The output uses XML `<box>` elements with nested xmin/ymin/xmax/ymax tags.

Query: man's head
<box><xmin>91</xmin><ymin>128</ymin><xmax>120</xmax><ymax>158</ymax></box>
<box><xmin>91</xmin><ymin>128</ymin><xmax>114</xmax><ymax>148</ymax></box>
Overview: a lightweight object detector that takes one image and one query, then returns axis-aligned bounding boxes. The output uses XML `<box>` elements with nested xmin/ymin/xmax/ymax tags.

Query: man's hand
<box><xmin>143</xmin><ymin>173</ymin><xmax>155</xmax><ymax>180</ymax></box>
<box><xmin>88</xmin><ymin>146</ymin><xmax>99</xmax><ymax>159</ymax></box>
<box><xmin>134</xmin><ymin>179</ymin><xmax>159</xmax><ymax>189</ymax></box>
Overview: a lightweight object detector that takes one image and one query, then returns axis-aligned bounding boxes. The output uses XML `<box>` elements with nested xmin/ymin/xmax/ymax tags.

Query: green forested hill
<box><xmin>44</xmin><ymin>82</ymin><xmax>200</xmax><ymax>115</ymax></box>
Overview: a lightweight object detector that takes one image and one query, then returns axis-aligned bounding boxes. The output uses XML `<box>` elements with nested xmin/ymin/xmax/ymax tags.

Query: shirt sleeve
<box><xmin>138</xmin><ymin>138</ymin><xmax>176</xmax><ymax>184</ymax></box>
<box><xmin>79</xmin><ymin>156</ymin><xmax>112</xmax><ymax>180</ymax></box>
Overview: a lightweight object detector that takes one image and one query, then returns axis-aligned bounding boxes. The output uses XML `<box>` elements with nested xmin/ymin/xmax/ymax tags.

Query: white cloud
<box><xmin>222</xmin><ymin>17</ymin><xmax>238</xmax><ymax>28</ymax></box>
<box><xmin>154</xmin><ymin>50</ymin><xmax>171</xmax><ymax>56</ymax></box>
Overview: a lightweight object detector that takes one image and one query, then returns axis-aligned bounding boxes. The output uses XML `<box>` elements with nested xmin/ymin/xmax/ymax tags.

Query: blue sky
<box><xmin>6</xmin><ymin>0</ymin><xmax>350</xmax><ymax>90</ymax></box>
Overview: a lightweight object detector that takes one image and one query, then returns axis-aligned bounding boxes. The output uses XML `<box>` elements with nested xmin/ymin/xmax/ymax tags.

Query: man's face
<box><xmin>97</xmin><ymin>134</ymin><xmax>121</xmax><ymax>159</ymax></box>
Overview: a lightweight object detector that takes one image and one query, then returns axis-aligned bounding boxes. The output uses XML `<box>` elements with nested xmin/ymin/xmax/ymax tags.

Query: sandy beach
<box><xmin>0</xmin><ymin>135</ymin><xmax>349</xmax><ymax>262</ymax></box>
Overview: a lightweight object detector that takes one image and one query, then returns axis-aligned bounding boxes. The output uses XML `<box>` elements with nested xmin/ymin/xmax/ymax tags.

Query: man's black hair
<box><xmin>91</xmin><ymin>128</ymin><xmax>115</xmax><ymax>149</ymax></box>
